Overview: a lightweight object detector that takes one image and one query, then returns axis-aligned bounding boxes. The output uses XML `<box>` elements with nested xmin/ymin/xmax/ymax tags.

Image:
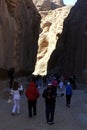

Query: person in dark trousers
<box><xmin>25</xmin><ymin>79</ymin><xmax>40</xmax><ymax>118</ymax></box>
<box><xmin>8</xmin><ymin>67</ymin><xmax>15</xmax><ymax>89</ymax></box>
<box><xmin>66</xmin><ymin>82</ymin><xmax>73</xmax><ymax>108</ymax></box>
<box><xmin>42</xmin><ymin>83</ymin><xmax>57</xmax><ymax>125</ymax></box>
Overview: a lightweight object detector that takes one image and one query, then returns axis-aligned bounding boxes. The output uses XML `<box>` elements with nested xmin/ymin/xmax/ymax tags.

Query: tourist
<box><xmin>25</xmin><ymin>79</ymin><xmax>40</xmax><ymax>118</ymax></box>
<box><xmin>42</xmin><ymin>83</ymin><xmax>57</xmax><ymax>125</ymax></box>
<box><xmin>8</xmin><ymin>67</ymin><xmax>15</xmax><ymax>89</ymax></box>
<box><xmin>65</xmin><ymin>82</ymin><xmax>73</xmax><ymax>108</ymax></box>
<box><xmin>11</xmin><ymin>81</ymin><xmax>21</xmax><ymax>115</ymax></box>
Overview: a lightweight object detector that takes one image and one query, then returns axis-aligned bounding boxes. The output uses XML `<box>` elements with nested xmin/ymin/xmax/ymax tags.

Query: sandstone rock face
<box><xmin>33</xmin><ymin>6</ymin><xmax>71</xmax><ymax>75</ymax></box>
<box><xmin>50</xmin><ymin>0</ymin><xmax>64</xmax><ymax>9</ymax></box>
<box><xmin>32</xmin><ymin>0</ymin><xmax>51</xmax><ymax>11</ymax></box>
<box><xmin>32</xmin><ymin>0</ymin><xmax>64</xmax><ymax>11</ymax></box>
<box><xmin>0</xmin><ymin>0</ymin><xmax>41</xmax><ymax>74</ymax></box>
<box><xmin>47</xmin><ymin>0</ymin><xmax>87</xmax><ymax>84</ymax></box>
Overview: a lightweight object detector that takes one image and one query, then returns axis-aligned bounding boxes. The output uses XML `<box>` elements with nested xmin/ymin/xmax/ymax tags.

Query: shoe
<box><xmin>51</xmin><ymin>121</ymin><xmax>55</xmax><ymax>124</ymax></box>
<box><xmin>29</xmin><ymin>115</ymin><xmax>32</xmax><ymax>118</ymax></box>
<box><xmin>12</xmin><ymin>113</ymin><xmax>15</xmax><ymax>116</ymax></box>
<box><xmin>17</xmin><ymin>113</ymin><xmax>20</xmax><ymax>115</ymax></box>
<box><xmin>47</xmin><ymin>122</ymin><xmax>51</xmax><ymax>125</ymax></box>
<box><xmin>33</xmin><ymin>113</ymin><xmax>36</xmax><ymax>116</ymax></box>
<box><xmin>66</xmin><ymin>104</ymin><xmax>70</xmax><ymax>108</ymax></box>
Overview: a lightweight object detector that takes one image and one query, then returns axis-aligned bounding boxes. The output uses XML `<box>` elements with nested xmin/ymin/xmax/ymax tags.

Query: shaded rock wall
<box><xmin>0</xmin><ymin>0</ymin><xmax>41</xmax><ymax>74</ymax></box>
<box><xmin>47</xmin><ymin>0</ymin><xmax>87</xmax><ymax>84</ymax></box>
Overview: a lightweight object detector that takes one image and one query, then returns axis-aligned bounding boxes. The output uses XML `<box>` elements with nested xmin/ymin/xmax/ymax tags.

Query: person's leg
<box><xmin>45</xmin><ymin>104</ymin><xmax>50</xmax><ymax>123</ymax></box>
<box><xmin>16</xmin><ymin>99</ymin><xmax>20</xmax><ymax>114</ymax></box>
<box><xmin>28</xmin><ymin>100</ymin><xmax>32</xmax><ymax>117</ymax></box>
<box><xmin>50</xmin><ymin>103</ymin><xmax>55</xmax><ymax>123</ymax></box>
<box><xmin>68</xmin><ymin>95</ymin><xmax>72</xmax><ymax>107</ymax></box>
<box><xmin>33</xmin><ymin>100</ymin><xmax>37</xmax><ymax>115</ymax></box>
<box><xmin>66</xmin><ymin>95</ymin><xmax>71</xmax><ymax>107</ymax></box>
<box><xmin>66</xmin><ymin>95</ymin><xmax>68</xmax><ymax>106</ymax></box>
<box><xmin>12</xmin><ymin>99</ymin><xmax>16</xmax><ymax>114</ymax></box>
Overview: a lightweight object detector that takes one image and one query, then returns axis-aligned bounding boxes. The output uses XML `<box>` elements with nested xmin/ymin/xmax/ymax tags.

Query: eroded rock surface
<box><xmin>48</xmin><ymin>0</ymin><xmax>87</xmax><ymax>84</ymax></box>
<box><xmin>33</xmin><ymin>6</ymin><xmax>71</xmax><ymax>75</ymax></box>
<box><xmin>0</xmin><ymin>0</ymin><xmax>41</xmax><ymax>74</ymax></box>
<box><xmin>32</xmin><ymin>0</ymin><xmax>64</xmax><ymax>11</ymax></box>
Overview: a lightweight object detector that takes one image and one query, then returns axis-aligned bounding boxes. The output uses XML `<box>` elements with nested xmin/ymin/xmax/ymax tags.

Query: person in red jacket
<box><xmin>25</xmin><ymin>79</ymin><xmax>40</xmax><ymax>118</ymax></box>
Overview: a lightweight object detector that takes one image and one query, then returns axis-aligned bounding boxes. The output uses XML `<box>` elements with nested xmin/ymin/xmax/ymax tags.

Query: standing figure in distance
<box><xmin>8</xmin><ymin>67</ymin><xmax>15</xmax><ymax>89</ymax></box>
<box><xmin>66</xmin><ymin>82</ymin><xmax>73</xmax><ymax>108</ymax></box>
<box><xmin>25</xmin><ymin>79</ymin><xmax>40</xmax><ymax>118</ymax></box>
<box><xmin>42</xmin><ymin>83</ymin><xmax>57</xmax><ymax>125</ymax></box>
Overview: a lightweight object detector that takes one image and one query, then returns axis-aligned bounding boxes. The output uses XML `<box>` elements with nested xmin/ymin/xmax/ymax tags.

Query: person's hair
<box><xmin>13</xmin><ymin>81</ymin><xmax>19</xmax><ymax>90</ymax></box>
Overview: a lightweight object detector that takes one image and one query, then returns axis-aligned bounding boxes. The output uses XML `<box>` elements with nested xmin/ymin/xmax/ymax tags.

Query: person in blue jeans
<box><xmin>42</xmin><ymin>83</ymin><xmax>57</xmax><ymax>125</ymax></box>
<box><xmin>66</xmin><ymin>82</ymin><xmax>73</xmax><ymax>108</ymax></box>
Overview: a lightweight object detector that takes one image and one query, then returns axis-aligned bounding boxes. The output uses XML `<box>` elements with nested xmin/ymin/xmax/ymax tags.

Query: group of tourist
<box><xmin>8</xmin><ymin>73</ymin><xmax>74</xmax><ymax>125</ymax></box>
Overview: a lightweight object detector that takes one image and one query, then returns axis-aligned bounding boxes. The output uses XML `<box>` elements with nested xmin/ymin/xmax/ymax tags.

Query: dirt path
<box><xmin>0</xmin><ymin>85</ymin><xmax>87</xmax><ymax>130</ymax></box>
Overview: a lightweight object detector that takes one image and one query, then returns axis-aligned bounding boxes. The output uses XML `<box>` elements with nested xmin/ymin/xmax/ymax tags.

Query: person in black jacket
<box><xmin>42</xmin><ymin>83</ymin><xmax>57</xmax><ymax>125</ymax></box>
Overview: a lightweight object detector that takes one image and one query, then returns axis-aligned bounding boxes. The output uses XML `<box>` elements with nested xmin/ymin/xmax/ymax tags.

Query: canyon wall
<box><xmin>33</xmin><ymin>5</ymin><xmax>71</xmax><ymax>75</ymax></box>
<box><xmin>47</xmin><ymin>0</ymin><xmax>87</xmax><ymax>84</ymax></box>
<box><xmin>32</xmin><ymin>0</ymin><xmax>64</xmax><ymax>11</ymax></box>
<box><xmin>0</xmin><ymin>0</ymin><xmax>41</xmax><ymax>75</ymax></box>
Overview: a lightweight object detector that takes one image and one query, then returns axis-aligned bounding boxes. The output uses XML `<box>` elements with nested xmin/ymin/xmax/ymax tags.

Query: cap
<box><xmin>48</xmin><ymin>82</ymin><xmax>52</xmax><ymax>86</ymax></box>
<box><xmin>67</xmin><ymin>82</ymin><xmax>70</xmax><ymax>85</ymax></box>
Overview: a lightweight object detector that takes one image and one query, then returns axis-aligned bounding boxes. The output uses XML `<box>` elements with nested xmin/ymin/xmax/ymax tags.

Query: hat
<box><xmin>48</xmin><ymin>82</ymin><xmax>52</xmax><ymax>86</ymax></box>
<box><xmin>67</xmin><ymin>82</ymin><xmax>70</xmax><ymax>85</ymax></box>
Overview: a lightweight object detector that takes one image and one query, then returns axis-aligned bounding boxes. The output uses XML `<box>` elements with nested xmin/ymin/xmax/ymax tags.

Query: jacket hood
<box><xmin>29</xmin><ymin>81</ymin><xmax>36</xmax><ymax>88</ymax></box>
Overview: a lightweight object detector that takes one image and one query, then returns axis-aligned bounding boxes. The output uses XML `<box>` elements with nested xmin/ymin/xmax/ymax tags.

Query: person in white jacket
<box><xmin>11</xmin><ymin>81</ymin><xmax>21</xmax><ymax>115</ymax></box>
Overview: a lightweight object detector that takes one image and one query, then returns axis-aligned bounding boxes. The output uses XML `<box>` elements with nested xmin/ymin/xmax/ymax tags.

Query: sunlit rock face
<box><xmin>0</xmin><ymin>0</ymin><xmax>41</xmax><ymax>73</ymax></box>
<box><xmin>48</xmin><ymin>0</ymin><xmax>87</xmax><ymax>84</ymax></box>
<box><xmin>32</xmin><ymin>0</ymin><xmax>64</xmax><ymax>11</ymax></box>
<box><xmin>33</xmin><ymin>6</ymin><xmax>71</xmax><ymax>75</ymax></box>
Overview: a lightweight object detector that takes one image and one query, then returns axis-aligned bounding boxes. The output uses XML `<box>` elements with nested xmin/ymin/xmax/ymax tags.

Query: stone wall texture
<box><xmin>33</xmin><ymin>6</ymin><xmax>71</xmax><ymax>76</ymax></box>
<box><xmin>47</xmin><ymin>0</ymin><xmax>87</xmax><ymax>84</ymax></box>
<box><xmin>32</xmin><ymin>0</ymin><xmax>64</xmax><ymax>11</ymax></box>
<box><xmin>0</xmin><ymin>0</ymin><xmax>41</xmax><ymax>74</ymax></box>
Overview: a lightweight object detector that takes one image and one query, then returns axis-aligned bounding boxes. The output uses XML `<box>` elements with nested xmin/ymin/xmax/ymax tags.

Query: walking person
<box><xmin>66</xmin><ymin>82</ymin><xmax>73</xmax><ymax>108</ymax></box>
<box><xmin>11</xmin><ymin>81</ymin><xmax>21</xmax><ymax>115</ymax></box>
<box><xmin>42</xmin><ymin>83</ymin><xmax>57</xmax><ymax>125</ymax></box>
<box><xmin>25</xmin><ymin>79</ymin><xmax>40</xmax><ymax>118</ymax></box>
